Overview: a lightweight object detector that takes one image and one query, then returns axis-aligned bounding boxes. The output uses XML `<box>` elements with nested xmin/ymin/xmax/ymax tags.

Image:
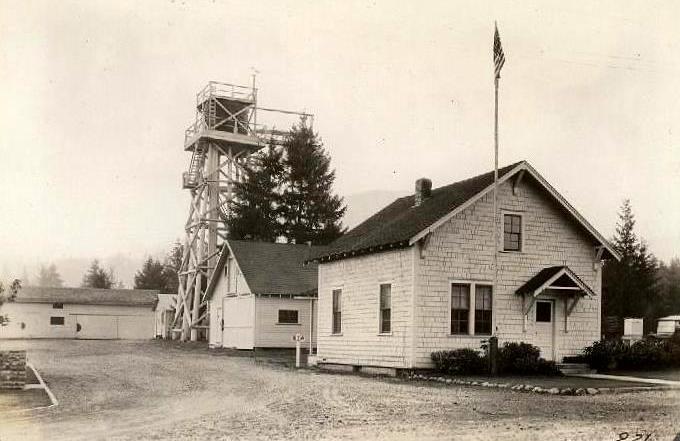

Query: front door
<box><xmin>534</xmin><ymin>300</ymin><xmax>555</xmax><ymax>360</ymax></box>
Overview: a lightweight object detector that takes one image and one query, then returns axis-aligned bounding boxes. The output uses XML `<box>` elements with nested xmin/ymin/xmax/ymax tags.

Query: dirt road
<box><xmin>1</xmin><ymin>340</ymin><xmax>678</xmax><ymax>440</ymax></box>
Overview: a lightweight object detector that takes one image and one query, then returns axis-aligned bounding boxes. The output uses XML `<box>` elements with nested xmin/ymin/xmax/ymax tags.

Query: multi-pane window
<box><xmin>503</xmin><ymin>214</ymin><xmax>522</xmax><ymax>251</ymax></box>
<box><xmin>52</xmin><ymin>303</ymin><xmax>63</xmax><ymax>309</ymax></box>
<box><xmin>379</xmin><ymin>284</ymin><xmax>391</xmax><ymax>334</ymax></box>
<box><xmin>278</xmin><ymin>310</ymin><xmax>299</xmax><ymax>324</ymax></box>
<box><xmin>332</xmin><ymin>289</ymin><xmax>342</xmax><ymax>334</ymax></box>
<box><xmin>50</xmin><ymin>317</ymin><xmax>64</xmax><ymax>326</ymax></box>
<box><xmin>450</xmin><ymin>284</ymin><xmax>470</xmax><ymax>334</ymax></box>
<box><xmin>474</xmin><ymin>285</ymin><xmax>493</xmax><ymax>335</ymax></box>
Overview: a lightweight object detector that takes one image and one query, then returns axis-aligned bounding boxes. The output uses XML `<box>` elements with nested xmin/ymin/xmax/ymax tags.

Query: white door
<box><xmin>222</xmin><ymin>296</ymin><xmax>254</xmax><ymax>349</ymax></box>
<box><xmin>215</xmin><ymin>307</ymin><xmax>223</xmax><ymax>346</ymax></box>
<box><xmin>76</xmin><ymin>315</ymin><xmax>118</xmax><ymax>339</ymax></box>
<box><xmin>534</xmin><ymin>300</ymin><xmax>555</xmax><ymax>361</ymax></box>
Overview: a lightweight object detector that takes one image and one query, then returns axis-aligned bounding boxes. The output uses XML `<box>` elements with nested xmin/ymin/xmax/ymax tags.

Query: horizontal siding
<box><xmin>254</xmin><ymin>297</ymin><xmax>316</xmax><ymax>348</ymax></box>
<box><xmin>317</xmin><ymin>248</ymin><xmax>414</xmax><ymax>368</ymax></box>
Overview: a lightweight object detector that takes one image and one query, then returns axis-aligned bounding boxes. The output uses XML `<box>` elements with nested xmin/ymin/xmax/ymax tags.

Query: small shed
<box><xmin>155</xmin><ymin>294</ymin><xmax>176</xmax><ymax>339</ymax></box>
<box><xmin>656</xmin><ymin>315</ymin><xmax>680</xmax><ymax>336</ymax></box>
<box><xmin>0</xmin><ymin>287</ymin><xmax>158</xmax><ymax>340</ymax></box>
<box><xmin>206</xmin><ymin>240</ymin><xmax>325</xmax><ymax>350</ymax></box>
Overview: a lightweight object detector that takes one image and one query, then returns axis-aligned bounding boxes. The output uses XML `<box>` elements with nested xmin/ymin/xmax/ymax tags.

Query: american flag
<box><xmin>493</xmin><ymin>24</ymin><xmax>505</xmax><ymax>79</ymax></box>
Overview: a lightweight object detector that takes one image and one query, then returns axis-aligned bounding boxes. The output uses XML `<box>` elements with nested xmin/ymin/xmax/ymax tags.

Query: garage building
<box><xmin>0</xmin><ymin>287</ymin><xmax>158</xmax><ymax>340</ymax></box>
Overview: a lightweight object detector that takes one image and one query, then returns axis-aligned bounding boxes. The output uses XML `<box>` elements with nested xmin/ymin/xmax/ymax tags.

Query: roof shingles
<box><xmin>315</xmin><ymin>161</ymin><xmax>523</xmax><ymax>261</ymax></box>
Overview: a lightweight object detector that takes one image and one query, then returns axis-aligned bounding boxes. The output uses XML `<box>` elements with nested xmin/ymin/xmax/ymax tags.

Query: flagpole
<box><xmin>493</xmin><ymin>65</ymin><xmax>500</xmax><ymax>338</ymax></box>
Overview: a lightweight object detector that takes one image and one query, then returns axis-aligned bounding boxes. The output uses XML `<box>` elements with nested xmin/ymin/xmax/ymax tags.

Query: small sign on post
<box><xmin>293</xmin><ymin>333</ymin><xmax>305</xmax><ymax>368</ymax></box>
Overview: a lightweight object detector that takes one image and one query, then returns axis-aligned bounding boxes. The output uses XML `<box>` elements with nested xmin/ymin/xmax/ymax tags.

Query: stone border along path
<box><xmin>407</xmin><ymin>373</ymin><xmax>674</xmax><ymax>396</ymax></box>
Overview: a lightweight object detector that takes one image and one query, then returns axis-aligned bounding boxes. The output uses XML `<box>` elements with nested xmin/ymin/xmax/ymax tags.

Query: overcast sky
<box><xmin>1</xmin><ymin>0</ymin><xmax>679</xmax><ymax>280</ymax></box>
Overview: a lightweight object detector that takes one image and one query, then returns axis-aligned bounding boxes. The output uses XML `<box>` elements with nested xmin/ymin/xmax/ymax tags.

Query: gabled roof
<box><xmin>516</xmin><ymin>266</ymin><xmax>595</xmax><ymax>297</ymax></box>
<box><xmin>206</xmin><ymin>240</ymin><xmax>327</xmax><ymax>298</ymax></box>
<box><xmin>13</xmin><ymin>287</ymin><xmax>159</xmax><ymax>308</ymax></box>
<box><xmin>311</xmin><ymin>160</ymin><xmax>619</xmax><ymax>263</ymax></box>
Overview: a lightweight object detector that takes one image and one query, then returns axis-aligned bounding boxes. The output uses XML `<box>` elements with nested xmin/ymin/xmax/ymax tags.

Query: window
<box><xmin>332</xmin><ymin>289</ymin><xmax>342</xmax><ymax>334</ymax></box>
<box><xmin>450</xmin><ymin>284</ymin><xmax>470</xmax><ymax>334</ymax></box>
<box><xmin>379</xmin><ymin>284</ymin><xmax>391</xmax><ymax>334</ymax></box>
<box><xmin>503</xmin><ymin>214</ymin><xmax>522</xmax><ymax>251</ymax></box>
<box><xmin>474</xmin><ymin>285</ymin><xmax>493</xmax><ymax>335</ymax></box>
<box><xmin>278</xmin><ymin>309</ymin><xmax>299</xmax><ymax>324</ymax></box>
<box><xmin>50</xmin><ymin>317</ymin><xmax>64</xmax><ymax>326</ymax></box>
<box><xmin>536</xmin><ymin>301</ymin><xmax>552</xmax><ymax>322</ymax></box>
<box><xmin>52</xmin><ymin>303</ymin><xmax>63</xmax><ymax>309</ymax></box>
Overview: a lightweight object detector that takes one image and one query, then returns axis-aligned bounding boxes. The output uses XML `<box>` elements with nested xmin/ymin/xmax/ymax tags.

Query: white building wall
<box><xmin>412</xmin><ymin>178</ymin><xmax>601</xmax><ymax>367</ymax></box>
<box><xmin>209</xmin><ymin>256</ymin><xmax>252</xmax><ymax>347</ymax></box>
<box><xmin>0</xmin><ymin>302</ymin><xmax>155</xmax><ymax>339</ymax></box>
<box><xmin>254</xmin><ymin>297</ymin><xmax>317</xmax><ymax>348</ymax></box>
<box><xmin>316</xmin><ymin>248</ymin><xmax>414</xmax><ymax>368</ymax></box>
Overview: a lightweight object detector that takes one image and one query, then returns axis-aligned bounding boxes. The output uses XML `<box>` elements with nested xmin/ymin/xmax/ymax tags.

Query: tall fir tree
<box><xmin>280</xmin><ymin>120</ymin><xmax>346</xmax><ymax>245</ymax></box>
<box><xmin>162</xmin><ymin>240</ymin><xmax>184</xmax><ymax>295</ymax></box>
<box><xmin>657</xmin><ymin>258</ymin><xmax>680</xmax><ymax>316</ymax></box>
<box><xmin>227</xmin><ymin>144</ymin><xmax>284</xmax><ymax>242</ymax></box>
<box><xmin>603</xmin><ymin>199</ymin><xmax>659</xmax><ymax>333</ymax></box>
<box><xmin>37</xmin><ymin>263</ymin><xmax>64</xmax><ymax>288</ymax></box>
<box><xmin>134</xmin><ymin>257</ymin><xmax>168</xmax><ymax>292</ymax></box>
<box><xmin>81</xmin><ymin>259</ymin><xmax>116</xmax><ymax>289</ymax></box>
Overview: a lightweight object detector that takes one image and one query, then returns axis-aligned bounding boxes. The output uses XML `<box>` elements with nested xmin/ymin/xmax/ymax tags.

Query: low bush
<box><xmin>498</xmin><ymin>342</ymin><xmax>560</xmax><ymax>376</ymax></box>
<box><xmin>431</xmin><ymin>348</ymin><xmax>487</xmax><ymax>375</ymax></box>
<box><xmin>582</xmin><ymin>335</ymin><xmax>680</xmax><ymax>371</ymax></box>
<box><xmin>430</xmin><ymin>341</ymin><xmax>560</xmax><ymax>376</ymax></box>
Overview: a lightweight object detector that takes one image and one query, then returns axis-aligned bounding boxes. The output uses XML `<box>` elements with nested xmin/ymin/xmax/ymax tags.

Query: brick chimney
<box><xmin>414</xmin><ymin>178</ymin><xmax>432</xmax><ymax>207</ymax></box>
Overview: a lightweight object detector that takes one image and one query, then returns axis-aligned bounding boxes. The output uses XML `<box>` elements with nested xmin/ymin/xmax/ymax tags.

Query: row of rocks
<box><xmin>0</xmin><ymin>350</ymin><xmax>27</xmax><ymax>390</ymax></box>
<box><xmin>408</xmin><ymin>373</ymin><xmax>605</xmax><ymax>396</ymax></box>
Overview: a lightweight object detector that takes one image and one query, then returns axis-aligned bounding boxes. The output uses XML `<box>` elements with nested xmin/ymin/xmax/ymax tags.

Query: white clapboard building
<box><xmin>206</xmin><ymin>240</ymin><xmax>323</xmax><ymax>350</ymax></box>
<box><xmin>310</xmin><ymin>161</ymin><xmax>620</xmax><ymax>373</ymax></box>
<box><xmin>0</xmin><ymin>287</ymin><xmax>158</xmax><ymax>340</ymax></box>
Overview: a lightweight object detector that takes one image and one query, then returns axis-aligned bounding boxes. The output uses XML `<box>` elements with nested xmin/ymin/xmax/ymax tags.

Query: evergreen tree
<box><xmin>37</xmin><ymin>263</ymin><xmax>64</xmax><ymax>288</ymax></box>
<box><xmin>162</xmin><ymin>240</ymin><xmax>184</xmax><ymax>294</ymax></box>
<box><xmin>280</xmin><ymin>120</ymin><xmax>346</xmax><ymax>245</ymax></box>
<box><xmin>656</xmin><ymin>258</ymin><xmax>680</xmax><ymax>317</ymax></box>
<box><xmin>227</xmin><ymin>144</ymin><xmax>284</xmax><ymax>242</ymax></box>
<box><xmin>81</xmin><ymin>259</ymin><xmax>116</xmax><ymax>289</ymax></box>
<box><xmin>134</xmin><ymin>257</ymin><xmax>167</xmax><ymax>291</ymax></box>
<box><xmin>603</xmin><ymin>200</ymin><xmax>659</xmax><ymax>333</ymax></box>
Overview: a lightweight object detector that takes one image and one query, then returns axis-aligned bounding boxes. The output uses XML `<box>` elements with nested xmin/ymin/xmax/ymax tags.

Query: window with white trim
<box><xmin>474</xmin><ymin>285</ymin><xmax>493</xmax><ymax>335</ymax></box>
<box><xmin>450</xmin><ymin>282</ymin><xmax>494</xmax><ymax>336</ymax></box>
<box><xmin>332</xmin><ymin>289</ymin><xmax>342</xmax><ymax>334</ymax></box>
<box><xmin>503</xmin><ymin>213</ymin><xmax>522</xmax><ymax>251</ymax></box>
<box><xmin>450</xmin><ymin>284</ymin><xmax>470</xmax><ymax>335</ymax></box>
<box><xmin>278</xmin><ymin>309</ymin><xmax>299</xmax><ymax>324</ymax></box>
<box><xmin>379</xmin><ymin>284</ymin><xmax>391</xmax><ymax>334</ymax></box>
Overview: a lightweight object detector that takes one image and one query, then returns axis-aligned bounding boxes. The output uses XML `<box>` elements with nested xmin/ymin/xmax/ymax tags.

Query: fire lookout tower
<box><xmin>173</xmin><ymin>80</ymin><xmax>313</xmax><ymax>341</ymax></box>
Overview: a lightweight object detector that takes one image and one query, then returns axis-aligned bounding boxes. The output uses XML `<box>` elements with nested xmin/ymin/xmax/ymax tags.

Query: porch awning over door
<box><xmin>516</xmin><ymin>266</ymin><xmax>595</xmax><ymax>332</ymax></box>
<box><xmin>516</xmin><ymin>266</ymin><xmax>595</xmax><ymax>298</ymax></box>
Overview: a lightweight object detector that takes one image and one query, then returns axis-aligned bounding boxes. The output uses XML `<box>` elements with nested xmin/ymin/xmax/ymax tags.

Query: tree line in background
<box><xmin>603</xmin><ymin>199</ymin><xmax>680</xmax><ymax>335</ymax></box>
<box><xmin>227</xmin><ymin>119</ymin><xmax>346</xmax><ymax>245</ymax></box>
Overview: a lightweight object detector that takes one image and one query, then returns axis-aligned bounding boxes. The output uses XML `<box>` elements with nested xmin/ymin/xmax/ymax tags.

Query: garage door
<box><xmin>222</xmin><ymin>296</ymin><xmax>254</xmax><ymax>349</ymax></box>
<box><xmin>75</xmin><ymin>314</ymin><xmax>154</xmax><ymax>340</ymax></box>
<box><xmin>118</xmin><ymin>315</ymin><xmax>154</xmax><ymax>339</ymax></box>
<box><xmin>76</xmin><ymin>315</ymin><xmax>118</xmax><ymax>339</ymax></box>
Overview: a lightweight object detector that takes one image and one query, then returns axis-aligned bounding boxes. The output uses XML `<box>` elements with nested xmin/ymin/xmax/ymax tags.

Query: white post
<box><xmin>295</xmin><ymin>339</ymin><xmax>301</xmax><ymax>368</ymax></box>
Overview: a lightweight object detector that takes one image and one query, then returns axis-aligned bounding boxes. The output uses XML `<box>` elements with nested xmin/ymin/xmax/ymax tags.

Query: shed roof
<box><xmin>206</xmin><ymin>240</ymin><xmax>327</xmax><ymax>298</ymax></box>
<box><xmin>13</xmin><ymin>287</ymin><xmax>159</xmax><ymax>308</ymax></box>
<box><xmin>310</xmin><ymin>160</ymin><xmax>619</xmax><ymax>263</ymax></box>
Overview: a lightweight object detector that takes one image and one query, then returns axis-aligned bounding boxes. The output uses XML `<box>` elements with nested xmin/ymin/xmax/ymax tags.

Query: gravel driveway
<box><xmin>1</xmin><ymin>339</ymin><xmax>679</xmax><ymax>440</ymax></box>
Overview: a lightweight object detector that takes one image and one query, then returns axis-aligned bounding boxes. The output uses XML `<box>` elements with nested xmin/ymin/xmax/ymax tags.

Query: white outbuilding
<box><xmin>206</xmin><ymin>240</ymin><xmax>323</xmax><ymax>350</ymax></box>
<box><xmin>656</xmin><ymin>315</ymin><xmax>680</xmax><ymax>336</ymax></box>
<box><xmin>0</xmin><ymin>287</ymin><xmax>158</xmax><ymax>340</ymax></box>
